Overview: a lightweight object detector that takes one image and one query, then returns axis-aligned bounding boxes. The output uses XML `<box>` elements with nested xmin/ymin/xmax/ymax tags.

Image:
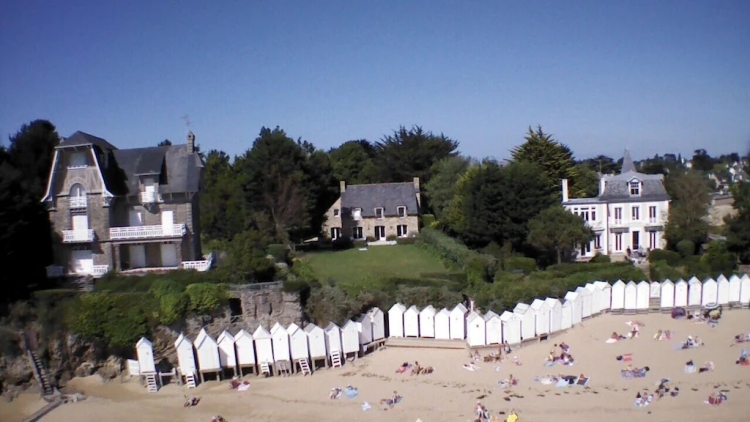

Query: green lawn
<box><xmin>303</xmin><ymin>245</ymin><xmax>452</xmax><ymax>288</ymax></box>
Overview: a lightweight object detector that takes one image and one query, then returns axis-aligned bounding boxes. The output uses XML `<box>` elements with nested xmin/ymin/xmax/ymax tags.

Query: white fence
<box><xmin>133</xmin><ymin>274</ymin><xmax>750</xmax><ymax>388</ymax></box>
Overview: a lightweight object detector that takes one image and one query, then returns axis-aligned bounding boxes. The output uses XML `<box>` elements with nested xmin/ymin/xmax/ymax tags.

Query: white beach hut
<box><xmin>636</xmin><ymin>281</ymin><xmax>650</xmax><ymax>311</ymax></box>
<box><xmin>701</xmin><ymin>278</ymin><xmax>718</xmax><ymax>306</ymax></box>
<box><xmin>434</xmin><ymin>308</ymin><xmax>451</xmax><ymax>340</ymax></box>
<box><xmin>716</xmin><ymin>275</ymin><xmax>730</xmax><ymax>305</ymax></box>
<box><xmin>688</xmin><ymin>278</ymin><xmax>702</xmax><ymax>307</ymax></box>
<box><xmin>194</xmin><ymin>328</ymin><xmax>221</xmax><ymax>382</ymax></box>
<box><xmin>174</xmin><ymin>333</ymin><xmax>197</xmax><ymax>384</ymax></box>
<box><xmin>593</xmin><ymin>281</ymin><xmax>612</xmax><ymax>312</ymax></box>
<box><xmin>660</xmin><ymin>279</ymin><xmax>675</xmax><ymax>309</ymax></box>
<box><xmin>624</xmin><ymin>281</ymin><xmax>637</xmax><ymax>312</ymax></box>
<box><xmin>530</xmin><ymin>299</ymin><xmax>550</xmax><ymax>336</ymax></box>
<box><xmin>271</xmin><ymin>322</ymin><xmax>291</xmax><ymax>371</ymax></box>
<box><xmin>545</xmin><ymin>298</ymin><xmax>563</xmax><ymax>333</ymax></box>
<box><xmin>674</xmin><ymin>279</ymin><xmax>688</xmax><ymax>307</ymax></box>
<box><xmin>513</xmin><ymin>303</ymin><xmax>536</xmax><ymax>340</ymax></box>
<box><xmin>341</xmin><ymin>320</ymin><xmax>360</xmax><ymax>358</ymax></box>
<box><xmin>324</xmin><ymin>322</ymin><xmax>343</xmax><ymax>362</ymax></box>
<box><xmin>650</xmin><ymin>281</ymin><xmax>662</xmax><ymax>298</ymax></box>
<box><xmin>585</xmin><ymin>283</ymin><xmax>604</xmax><ymax>315</ymax></box>
<box><xmin>136</xmin><ymin>337</ymin><xmax>156</xmax><ymax>374</ymax></box>
<box><xmin>368</xmin><ymin>308</ymin><xmax>386</xmax><ymax>341</ymax></box>
<box><xmin>561</xmin><ymin>300</ymin><xmax>573</xmax><ymax>330</ymax></box>
<box><xmin>252</xmin><ymin>326</ymin><xmax>274</xmax><ymax>371</ymax></box>
<box><xmin>216</xmin><ymin>331</ymin><xmax>237</xmax><ymax>376</ymax></box>
<box><xmin>500</xmin><ymin>311</ymin><xmax>522</xmax><ymax>345</ymax></box>
<box><xmin>611</xmin><ymin>280</ymin><xmax>626</xmax><ymax>312</ymax></box>
<box><xmin>304</xmin><ymin>323</ymin><xmax>328</xmax><ymax>369</ymax></box>
<box><xmin>484</xmin><ymin>311</ymin><xmax>502</xmax><ymax>345</ymax></box>
<box><xmin>234</xmin><ymin>329</ymin><xmax>256</xmax><ymax>376</ymax></box>
<box><xmin>449</xmin><ymin>303</ymin><xmax>468</xmax><ymax>340</ymax></box>
<box><xmin>466</xmin><ymin>311</ymin><xmax>486</xmax><ymax>347</ymax></box>
<box><xmin>287</xmin><ymin>323</ymin><xmax>310</xmax><ymax>365</ymax></box>
<box><xmin>403</xmin><ymin>305</ymin><xmax>420</xmax><ymax>337</ymax></box>
<box><xmin>740</xmin><ymin>274</ymin><xmax>750</xmax><ymax>306</ymax></box>
<box><xmin>728</xmin><ymin>275</ymin><xmax>742</xmax><ymax>305</ymax></box>
<box><xmin>387</xmin><ymin>303</ymin><xmax>406</xmax><ymax>338</ymax></box>
<box><xmin>419</xmin><ymin>305</ymin><xmax>437</xmax><ymax>338</ymax></box>
<box><xmin>563</xmin><ymin>292</ymin><xmax>582</xmax><ymax>325</ymax></box>
<box><xmin>575</xmin><ymin>287</ymin><xmax>593</xmax><ymax>318</ymax></box>
<box><xmin>355</xmin><ymin>314</ymin><xmax>373</xmax><ymax>346</ymax></box>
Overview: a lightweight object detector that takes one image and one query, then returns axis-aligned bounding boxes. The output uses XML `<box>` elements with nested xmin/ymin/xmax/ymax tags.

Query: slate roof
<box><xmin>59</xmin><ymin>131</ymin><xmax>118</xmax><ymax>151</ymax></box>
<box><xmin>340</xmin><ymin>182</ymin><xmax>419</xmax><ymax>218</ymax></box>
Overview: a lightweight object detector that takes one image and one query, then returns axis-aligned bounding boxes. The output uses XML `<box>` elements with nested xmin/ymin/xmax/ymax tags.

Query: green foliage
<box><xmin>664</xmin><ymin>170</ymin><xmax>712</xmax><ymax>249</ymax></box>
<box><xmin>149</xmin><ymin>279</ymin><xmax>188</xmax><ymax>325</ymax></box>
<box><xmin>374</xmin><ymin>126</ymin><xmax>459</xmax><ymax>185</ymax></box>
<box><xmin>267</xmin><ymin>243</ymin><xmax>288</xmax><ymax>263</ymax></box>
<box><xmin>589</xmin><ymin>253</ymin><xmax>611</xmax><ymax>263</ymax></box>
<box><xmin>648</xmin><ymin>249</ymin><xmax>681</xmax><ymax>266</ymax></box>
<box><xmin>396</xmin><ymin>237</ymin><xmax>418</xmax><ymax>245</ymax></box>
<box><xmin>328</xmin><ymin>140</ymin><xmax>380</xmax><ymax>185</ymax></box>
<box><xmin>216</xmin><ymin>229</ymin><xmax>276</xmax><ymax>283</ymax></box>
<box><xmin>725</xmin><ymin>181</ymin><xmax>750</xmax><ymax>264</ymax></box>
<box><xmin>422</xmin><ymin>214</ymin><xmax>436</xmax><ymax>227</ymax></box>
<box><xmin>527</xmin><ymin>206</ymin><xmax>594</xmax><ymax>263</ymax></box>
<box><xmin>184</xmin><ymin>283</ymin><xmax>229</xmax><ymax>315</ymax></box>
<box><xmin>676</xmin><ymin>240</ymin><xmax>696</xmax><ymax>257</ymax></box>
<box><xmin>503</xmin><ymin>256</ymin><xmax>537</xmax><ymax>274</ymax></box>
<box><xmin>510</xmin><ymin>125</ymin><xmax>580</xmax><ymax>197</ymax></box>
<box><xmin>423</xmin><ymin>156</ymin><xmax>471</xmax><ymax>221</ymax></box>
<box><xmin>701</xmin><ymin>241</ymin><xmax>737</xmax><ymax>273</ymax></box>
<box><xmin>649</xmin><ymin>260</ymin><xmax>685</xmax><ymax>282</ymax></box>
<box><xmin>64</xmin><ymin>292</ymin><xmax>151</xmax><ymax>349</ymax></box>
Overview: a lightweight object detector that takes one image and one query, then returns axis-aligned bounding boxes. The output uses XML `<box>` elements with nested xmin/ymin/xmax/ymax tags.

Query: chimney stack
<box><xmin>413</xmin><ymin>177</ymin><xmax>420</xmax><ymax>191</ymax></box>
<box><xmin>561</xmin><ymin>179</ymin><xmax>569</xmax><ymax>203</ymax></box>
<box><xmin>187</xmin><ymin>131</ymin><xmax>195</xmax><ymax>154</ymax></box>
<box><xmin>340</xmin><ymin>180</ymin><xmax>346</xmax><ymax>193</ymax></box>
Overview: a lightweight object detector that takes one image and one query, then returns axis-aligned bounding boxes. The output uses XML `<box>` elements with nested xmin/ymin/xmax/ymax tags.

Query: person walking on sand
<box><xmin>506</xmin><ymin>409</ymin><xmax>519</xmax><ymax>422</ymax></box>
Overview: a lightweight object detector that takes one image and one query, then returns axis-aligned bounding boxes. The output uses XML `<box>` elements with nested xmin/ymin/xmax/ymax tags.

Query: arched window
<box><xmin>70</xmin><ymin>184</ymin><xmax>86</xmax><ymax>197</ymax></box>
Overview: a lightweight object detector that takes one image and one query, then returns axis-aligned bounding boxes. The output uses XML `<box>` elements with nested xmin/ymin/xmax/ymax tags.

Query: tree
<box><xmin>690</xmin><ymin>149</ymin><xmax>713</xmax><ymax>172</ymax></box>
<box><xmin>664</xmin><ymin>170</ymin><xmax>712</xmax><ymax>249</ymax></box>
<box><xmin>158</xmin><ymin>139</ymin><xmax>172</xmax><ymax>146</ymax></box>
<box><xmin>578</xmin><ymin>155</ymin><xmax>620</xmax><ymax>175</ymax></box>
<box><xmin>215</xmin><ymin>229</ymin><xmax>276</xmax><ymax>283</ymax></box>
<box><xmin>574</xmin><ymin>164</ymin><xmax>600</xmax><ymax>198</ymax></box>
<box><xmin>511</xmin><ymin>125</ymin><xmax>581</xmax><ymax>197</ymax></box>
<box><xmin>375</xmin><ymin>126</ymin><xmax>459</xmax><ymax>186</ymax></box>
<box><xmin>527</xmin><ymin>206</ymin><xmax>594</xmax><ymax>264</ymax></box>
<box><xmin>262</xmin><ymin>166</ymin><xmax>308</xmax><ymax>245</ymax></box>
<box><xmin>424</xmin><ymin>156</ymin><xmax>472</xmax><ymax>222</ymax></box>
<box><xmin>200</xmin><ymin>150</ymin><xmax>248</xmax><ymax>241</ymax></box>
<box><xmin>328</xmin><ymin>140</ymin><xmax>379</xmax><ymax>184</ymax></box>
<box><xmin>443</xmin><ymin>164</ymin><xmax>481</xmax><ymax>234</ymax></box>
<box><xmin>724</xmin><ymin>180</ymin><xmax>750</xmax><ymax>263</ymax></box>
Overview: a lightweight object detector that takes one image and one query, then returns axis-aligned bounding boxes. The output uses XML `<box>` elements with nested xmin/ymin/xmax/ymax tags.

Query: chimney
<box><xmin>561</xmin><ymin>179</ymin><xmax>569</xmax><ymax>203</ymax></box>
<box><xmin>599</xmin><ymin>177</ymin><xmax>606</xmax><ymax>197</ymax></box>
<box><xmin>187</xmin><ymin>131</ymin><xmax>195</xmax><ymax>154</ymax></box>
<box><xmin>340</xmin><ymin>180</ymin><xmax>346</xmax><ymax>193</ymax></box>
<box><xmin>413</xmin><ymin>177</ymin><xmax>421</xmax><ymax>208</ymax></box>
<box><xmin>413</xmin><ymin>177</ymin><xmax>420</xmax><ymax>191</ymax></box>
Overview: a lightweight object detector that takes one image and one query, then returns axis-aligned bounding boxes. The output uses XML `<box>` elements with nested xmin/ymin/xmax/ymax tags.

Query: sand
<box><xmin>3</xmin><ymin>311</ymin><xmax>750</xmax><ymax>422</ymax></box>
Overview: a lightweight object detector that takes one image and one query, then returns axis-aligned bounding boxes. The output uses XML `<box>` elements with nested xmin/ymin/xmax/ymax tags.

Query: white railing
<box><xmin>62</xmin><ymin>229</ymin><xmax>95</xmax><ymax>243</ymax></box>
<box><xmin>182</xmin><ymin>252</ymin><xmax>215</xmax><ymax>272</ymax></box>
<box><xmin>67</xmin><ymin>165</ymin><xmax>88</xmax><ymax>170</ymax></box>
<box><xmin>46</xmin><ymin>265</ymin><xmax>64</xmax><ymax>278</ymax></box>
<box><xmin>92</xmin><ymin>265</ymin><xmax>110</xmax><ymax>277</ymax></box>
<box><xmin>585</xmin><ymin>220</ymin><xmax>604</xmax><ymax>230</ymax></box>
<box><xmin>140</xmin><ymin>191</ymin><xmax>162</xmax><ymax>204</ymax></box>
<box><xmin>109</xmin><ymin>224</ymin><xmax>186</xmax><ymax>240</ymax></box>
<box><xmin>69</xmin><ymin>196</ymin><xmax>87</xmax><ymax>209</ymax></box>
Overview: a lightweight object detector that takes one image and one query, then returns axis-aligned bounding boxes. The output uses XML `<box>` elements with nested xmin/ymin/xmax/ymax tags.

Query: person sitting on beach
<box><xmin>513</xmin><ymin>356</ymin><xmax>522</xmax><ymax>366</ymax></box>
<box><xmin>559</xmin><ymin>342</ymin><xmax>569</xmax><ymax>353</ymax></box>
<box><xmin>505</xmin><ymin>409</ymin><xmax>519</xmax><ymax>422</ymax></box>
<box><xmin>699</xmin><ymin>361</ymin><xmax>714</xmax><ymax>373</ymax></box>
<box><xmin>419</xmin><ymin>366</ymin><xmax>434</xmax><ymax>375</ymax></box>
<box><xmin>684</xmin><ymin>336</ymin><xmax>696</xmax><ymax>348</ymax></box>
<box><xmin>229</xmin><ymin>378</ymin><xmax>241</xmax><ymax>389</ymax></box>
<box><xmin>184</xmin><ymin>396</ymin><xmax>201</xmax><ymax>407</ymax></box>
<box><xmin>411</xmin><ymin>361</ymin><xmax>422</xmax><ymax>375</ymax></box>
<box><xmin>611</xmin><ymin>332</ymin><xmax>626</xmax><ymax>341</ymax></box>
<box><xmin>653</xmin><ymin>330</ymin><xmax>663</xmax><ymax>340</ymax></box>
<box><xmin>473</xmin><ymin>350</ymin><xmax>481</xmax><ymax>361</ymax></box>
<box><xmin>211</xmin><ymin>416</ymin><xmax>227</xmax><ymax>422</ymax></box>
<box><xmin>503</xmin><ymin>341</ymin><xmax>512</xmax><ymax>354</ymax></box>
<box><xmin>509</xmin><ymin>374</ymin><xmax>518</xmax><ymax>386</ymax></box>
<box><xmin>546</xmin><ymin>352</ymin><xmax>556</xmax><ymax>363</ymax></box>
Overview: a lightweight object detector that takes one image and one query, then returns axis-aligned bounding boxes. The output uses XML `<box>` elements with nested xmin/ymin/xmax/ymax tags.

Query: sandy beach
<box><xmin>3</xmin><ymin>311</ymin><xmax>749</xmax><ymax>422</ymax></box>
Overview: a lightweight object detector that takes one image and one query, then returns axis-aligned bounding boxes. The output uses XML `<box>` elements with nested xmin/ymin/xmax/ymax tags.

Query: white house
<box><xmin>561</xmin><ymin>150</ymin><xmax>670</xmax><ymax>260</ymax></box>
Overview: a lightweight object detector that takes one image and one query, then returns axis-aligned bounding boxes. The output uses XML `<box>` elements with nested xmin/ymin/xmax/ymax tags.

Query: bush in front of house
<box><xmin>418</xmin><ymin>228</ymin><xmax>497</xmax><ymax>281</ymax></box>
<box><xmin>648</xmin><ymin>249</ymin><xmax>682</xmax><ymax>266</ymax></box>
<box><xmin>267</xmin><ymin>243</ymin><xmax>288</xmax><ymax>263</ymax></box>
<box><xmin>422</xmin><ymin>214</ymin><xmax>436</xmax><ymax>228</ymax></box>
<box><xmin>396</xmin><ymin>237</ymin><xmax>418</xmax><ymax>245</ymax></box>
<box><xmin>503</xmin><ymin>256</ymin><xmax>537</xmax><ymax>274</ymax></box>
<box><xmin>677</xmin><ymin>240</ymin><xmax>696</xmax><ymax>258</ymax></box>
<box><xmin>589</xmin><ymin>253</ymin><xmax>611</xmax><ymax>263</ymax></box>
<box><xmin>386</xmin><ymin>235</ymin><xmax>397</xmax><ymax>241</ymax></box>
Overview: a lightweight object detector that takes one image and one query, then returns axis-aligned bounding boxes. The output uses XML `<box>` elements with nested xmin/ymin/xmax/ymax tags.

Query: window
<box><xmin>68</xmin><ymin>152</ymin><xmax>87</xmax><ymax>168</ymax></box>
<box><xmin>629</xmin><ymin>180</ymin><xmax>640</xmax><ymax>196</ymax></box>
<box><xmin>614</xmin><ymin>207</ymin><xmax>622</xmax><ymax>224</ymax></box>
<box><xmin>580</xmin><ymin>241</ymin><xmax>591</xmax><ymax>256</ymax></box>
<box><xmin>397</xmin><ymin>206</ymin><xmax>406</xmax><ymax>218</ymax></box>
<box><xmin>615</xmin><ymin>233</ymin><xmax>623</xmax><ymax>251</ymax></box>
<box><xmin>353</xmin><ymin>208</ymin><xmax>362</xmax><ymax>220</ymax></box>
<box><xmin>579</xmin><ymin>208</ymin><xmax>590</xmax><ymax>221</ymax></box>
<box><xmin>649</xmin><ymin>231</ymin><xmax>658</xmax><ymax>249</ymax></box>
<box><xmin>374</xmin><ymin>226</ymin><xmax>385</xmax><ymax>240</ymax></box>
<box><xmin>594</xmin><ymin>235</ymin><xmax>601</xmax><ymax>249</ymax></box>
<box><xmin>333</xmin><ymin>208</ymin><xmax>339</xmax><ymax>217</ymax></box>
<box><xmin>397</xmin><ymin>225</ymin><xmax>408</xmax><ymax>237</ymax></box>
<box><xmin>649</xmin><ymin>206</ymin><xmax>657</xmax><ymax>223</ymax></box>
<box><xmin>69</xmin><ymin>184</ymin><xmax>87</xmax><ymax>209</ymax></box>
<box><xmin>591</xmin><ymin>209</ymin><xmax>596</xmax><ymax>221</ymax></box>
<box><xmin>631</xmin><ymin>206</ymin><xmax>640</xmax><ymax>221</ymax></box>
<box><xmin>375</xmin><ymin>207</ymin><xmax>384</xmax><ymax>219</ymax></box>
<box><xmin>330</xmin><ymin>227</ymin><xmax>341</xmax><ymax>240</ymax></box>
<box><xmin>352</xmin><ymin>227</ymin><xmax>363</xmax><ymax>239</ymax></box>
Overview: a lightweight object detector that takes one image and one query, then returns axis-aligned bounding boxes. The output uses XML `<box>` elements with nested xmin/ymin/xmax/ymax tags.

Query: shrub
<box><xmin>648</xmin><ymin>249</ymin><xmax>681</xmax><ymax>266</ymax></box>
<box><xmin>589</xmin><ymin>253</ymin><xmax>611</xmax><ymax>263</ymax></box>
<box><xmin>386</xmin><ymin>234</ymin><xmax>397</xmax><ymax>241</ymax></box>
<box><xmin>267</xmin><ymin>244</ymin><xmax>288</xmax><ymax>263</ymax></box>
<box><xmin>702</xmin><ymin>241</ymin><xmax>737</xmax><ymax>273</ymax></box>
<box><xmin>184</xmin><ymin>283</ymin><xmax>229</xmax><ymax>315</ymax></box>
<box><xmin>366</xmin><ymin>236</ymin><xmax>376</xmax><ymax>242</ymax></box>
<box><xmin>503</xmin><ymin>256</ymin><xmax>537</xmax><ymax>274</ymax></box>
<box><xmin>676</xmin><ymin>240</ymin><xmax>696</xmax><ymax>258</ymax></box>
<box><xmin>422</xmin><ymin>214</ymin><xmax>436</xmax><ymax>227</ymax></box>
<box><xmin>649</xmin><ymin>260</ymin><xmax>685</xmax><ymax>282</ymax></box>
<box><xmin>149</xmin><ymin>279</ymin><xmax>188</xmax><ymax>326</ymax></box>
<box><xmin>396</xmin><ymin>237</ymin><xmax>418</xmax><ymax>245</ymax></box>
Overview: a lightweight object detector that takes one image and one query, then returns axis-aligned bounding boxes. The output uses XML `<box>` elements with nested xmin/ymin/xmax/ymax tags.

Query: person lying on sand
<box><xmin>464</xmin><ymin>363</ymin><xmax>480</xmax><ymax>371</ymax></box>
<box><xmin>734</xmin><ymin>333</ymin><xmax>750</xmax><ymax>343</ymax></box>
<box><xmin>616</xmin><ymin>354</ymin><xmax>633</xmax><ymax>362</ymax></box>
<box><xmin>736</xmin><ymin>349</ymin><xmax>749</xmax><ymax>365</ymax></box>
<box><xmin>419</xmin><ymin>366</ymin><xmax>434</xmax><ymax>375</ymax></box>
<box><xmin>611</xmin><ymin>332</ymin><xmax>627</xmax><ymax>341</ymax></box>
<box><xmin>329</xmin><ymin>387</ymin><xmax>342</xmax><ymax>399</ymax></box>
<box><xmin>396</xmin><ymin>362</ymin><xmax>410</xmax><ymax>374</ymax></box>
<box><xmin>698</xmin><ymin>361</ymin><xmax>714</xmax><ymax>373</ymax></box>
<box><xmin>379</xmin><ymin>391</ymin><xmax>402</xmax><ymax>408</ymax></box>
<box><xmin>184</xmin><ymin>396</ymin><xmax>201</xmax><ymax>407</ymax></box>
<box><xmin>211</xmin><ymin>416</ymin><xmax>227</xmax><ymax>422</ymax></box>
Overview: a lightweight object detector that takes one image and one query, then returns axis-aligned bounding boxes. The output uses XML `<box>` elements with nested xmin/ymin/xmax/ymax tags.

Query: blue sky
<box><xmin>1</xmin><ymin>0</ymin><xmax>749</xmax><ymax>161</ymax></box>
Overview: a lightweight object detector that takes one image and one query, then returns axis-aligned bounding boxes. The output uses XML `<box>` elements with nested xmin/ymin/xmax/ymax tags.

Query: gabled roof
<box><xmin>341</xmin><ymin>181</ymin><xmax>419</xmax><ymax>218</ymax></box>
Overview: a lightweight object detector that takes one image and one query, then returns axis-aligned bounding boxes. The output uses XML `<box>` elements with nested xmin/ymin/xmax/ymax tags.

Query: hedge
<box><xmin>417</xmin><ymin>228</ymin><xmax>497</xmax><ymax>282</ymax></box>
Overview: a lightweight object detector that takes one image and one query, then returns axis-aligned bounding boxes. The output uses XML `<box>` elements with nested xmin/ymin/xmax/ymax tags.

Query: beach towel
<box><xmin>385</xmin><ymin>396</ymin><xmax>402</xmax><ymax>406</ymax></box>
<box><xmin>555</xmin><ymin>378</ymin><xmax>570</xmax><ymax>388</ymax></box>
<box><xmin>635</xmin><ymin>395</ymin><xmax>653</xmax><ymax>408</ymax></box>
<box><xmin>684</xmin><ymin>365</ymin><xmax>696</xmax><ymax>374</ymax></box>
<box><xmin>539</xmin><ymin>377</ymin><xmax>555</xmax><ymax>385</ymax></box>
<box><xmin>605</xmin><ymin>338</ymin><xmax>618</xmax><ymax>344</ymax></box>
<box><xmin>396</xmin><ymin>364</ymin><xmax>411</xmax><ymax>374</ymax></box>
<box><xmin>464</xmin><ymin>364</ymin><xmax>480</xmax><ymax>371</ymax></box>
<box><xmin>575</xmin><ymin>377</ymin><xmax>590</xmax><ymax>386</ymax></box>
<box><xmin>361</xmin><ymin>402</ymin><xmax>371</xmax><ymax>411</ymax></box>
<box><xmin>237</xmin><ymin>383</ymin><xmax>250</xmax><ymax>392</ymax></box>
<box><xmin>345</xmin><ymin>387</ymin><xmax>358</xmax><ymax>398</ymax></box>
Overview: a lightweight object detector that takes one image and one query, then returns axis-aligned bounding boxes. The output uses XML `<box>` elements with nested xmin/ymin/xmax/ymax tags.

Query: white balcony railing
<box><xmin>62</xmin><ymin>229</ymin><xmax>95</xmax><ymax>243</ymax></box>
<box><xmin>92</xmin><ymin>265</ymin><xmax>110</xmax><ymax>277</ymax></box>
<box><xmin>109</xmin><ymin>224</ymin><xmax>187</xmax><ymax>240</ymax></box>
<box><xmin>46</xmin><ymin>265</ymin><xmax>64</xmax><ymax>278</ymax></box>
<box><xmin>69</xmin><ymin>196</ymin><xmax>87</xmax><ymax>209</ymax></box>
<box><xmin>140</xmin><ymin>191</ymin><xmax>162</xmax><ymax>204</ymax></box>
<box><xmin>585</xmin><ymin>220</ymin><xmax>604</xmax><ymax>230</ymax></box>
<box><xmin>182</xmin><ymin>252</ymin><xmax>215</xmax><ymax>272</ymax></box>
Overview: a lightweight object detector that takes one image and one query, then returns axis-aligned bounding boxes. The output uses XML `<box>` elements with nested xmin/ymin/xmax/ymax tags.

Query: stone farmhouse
<box><xmin>42</xmin><ymin>131</ymin><xmax>212</xmax><ymax>278</ymax></box>
<box><xmin>322</xmin><ymin>178</ymin><xmax>421</xmax><ymax>242</ymax></box>
<box><xmin>562</xmin><ymin>150</ymin><xmax>670</xmax><ymax>260</ymax></box>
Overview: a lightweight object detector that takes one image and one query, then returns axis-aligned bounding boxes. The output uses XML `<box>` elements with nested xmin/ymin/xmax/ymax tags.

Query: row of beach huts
<box><xmin>129</xmin><ymin>274</ymin><xmax>750</xmax><ymax>391</ymax></box>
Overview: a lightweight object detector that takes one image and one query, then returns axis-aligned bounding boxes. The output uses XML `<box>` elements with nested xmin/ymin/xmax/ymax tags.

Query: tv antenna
<box><xmin>182</xmin><ymin>114</ymin><xmax>191</xmax><ymax>128</ymax></box>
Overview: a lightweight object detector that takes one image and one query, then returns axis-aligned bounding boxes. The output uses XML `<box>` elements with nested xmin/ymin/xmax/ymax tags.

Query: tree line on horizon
<box><xmin>1</xmin><ymin>119</ymin><xmax>749</xmax><ymax>304</ymax></box>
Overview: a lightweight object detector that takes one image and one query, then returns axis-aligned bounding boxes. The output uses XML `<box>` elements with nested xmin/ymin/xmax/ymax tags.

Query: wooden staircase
<box><xmin>648</xmin><ymin>297</ymin><xmax>660</xmax><ymax>313</ymax></box>
<box><xmin>260</xmin><ymin>362</ymin><xmax>272</xmax><ymax>376</ymax></box>
<box><xmin>145</xmin><ymin>373</ymin><xmax>159</xmax><ymax>393</ymax></box>
<box><xmin>185</xmin><ymin>373</ymin><xmax>197</xmax><ymax>388</ymax></box>
<box><xmin>330</xmin><ymin>350</ymin><xmax>342</xmax><ymax>368</ymax></box>
<box><xmin>28</xmin><ymin>350</ymin><xmax>54</xmax><ymax>397</ymax></box>
<box><xmin>297</xmin><ymin>358</ymin><xmax>312</xmax><ymax>376</ymax></box>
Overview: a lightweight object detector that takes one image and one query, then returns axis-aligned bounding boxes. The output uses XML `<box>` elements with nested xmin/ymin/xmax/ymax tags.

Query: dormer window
<box><xmin>140</xmin><ymin>176</ymin><xmax>161</xmax><ymax>204</ymax></box>
<box><xmin>353</xmin><ymin>208</ymin><xmax>362</xmax><ymax>221</ymax></box>
<box><xmin>68</xmin><ymin>151</ymin><xmax>87</xmax><ymax>169</ymax></box>
<box><xmin>397</xmin><ymin>206</ymin><xmax>406</xmax><ymax>218</ymax></box>
<box><xmin>375</xmin><ymin>207</ymin><xmax>384</xmax><ymax>219</ymax></box>
<box><xmin>629</xmin><ymin>180</ymin><xmax>641</xmax><ymax>196</ymax></box>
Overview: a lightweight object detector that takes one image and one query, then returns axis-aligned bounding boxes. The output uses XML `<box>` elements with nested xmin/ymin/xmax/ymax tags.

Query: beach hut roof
<box><xmin>270</xmin><ymin>322</ymin><xmax>286</xmax><ymax>334</ymax></box>
<box><xmin>688</xmin><ymin>276</ymin><xmax>701</xmax><ymax>284</ymax></box>
<box><xmin>717</xmin><ymin>274</ymin><xmax>728</xmax><ymax>282</ymax></box>
<box><xmin>303</xmin><ymin>323</ymin><xmax>322</xmax><ymax>334</ymax></box>
<box><xmin>235</xmin><ymin>329</ymin><xmax>252</xmax><ymax>341</ymax></box>
<box><xmin>466</xmin><ymin>311</ymin><xmax>482</xmax><ymax>322</ymax></box>
<box><xmin>437</xmin><ymin>308</ymin><xmax>450</xmax><ymax>316</ymax></box>
<box><xmin>452</xmin><ymin>303</ymin><xmax>468</xmax><ymax>313</ymax></box>
<box><xmin>420</xmin><ymin>305</ymin><xmax>436</xmax><ymax>314</ymax></box>
<box><xmin>368</xmin><ymin>307</ymin><xmax>383</xmax><ymax>317</ymax></box>
<box><xmin>194</xmin><ymin>328</ymin><xmax>214</xmax><ymax>348</ymax></box>
<box><xmin>513</xmin><ymin>303</ymin><xmax>530</xmax><ymax>313</ymax></box>
<box><xmin>625</xmin><ymin>280</ymin><xmax>637</xmax><ymax>286</ymax></box>
<box><xmin>564</xmin><ymin>291</ymin><xmax>579</xmax><ymax>300</ymax></box>
<box><xmin>217</xmin><ymin>330</ymin><xmax>235</xmax><ymax>343</ymax></box>
<box><xmin>637</xmin><ymin>280</ymin><xmax>649</xmax><ymax>286</ymax></box>
<box><xmin>729</xmin><ymin>274</ymin><xmax>740</xmax><ymax>282</ymax></box>
<box><xmin>342</xmin><ymin>319</ymin><xmax>357</xmax><ymax>329</ymax></box>
<box><xmin>613</xmin><ymin>279</ymin><xmax>625</xmax><ymax>286</ymax></box>
<box><xmin>662</xmin><ymin>279</ymin><xmax>674</xmax><ymax>285</ymax></box>
<box><xmin>675</xmin><ymin>278</ymin><xmax>687</xmax><ymax>285</ymax></box>
<box><xmin>530</xmin><ymin>298</ymin><xmax>547</xmax><ymax>309</ymax></box>
<box><xmin>500</xmin><ymin>311</ymin><xmax>520</xmax><ymax>322</ymax></box>
<box><xmin>287</xmin><ymin>323</ymin><xmax>302</xmax><ymax>335</ymax></box>
<box><xmin>593</xmin><ymin>281</ymin><xmax>610</xmax><ymax>289</ymax></box>
<box><xmin>324</xmin><ymin>322</ymin><xmax>340</xmax><ymax>332</ymax></box>
<box><xmin>174</xmin><ymin>333</ymin><xmax>189</xmax><ymax>348</ymax></box>
<box><xmin>253</xmin><ymin>325</ymin><xmax>271</xmax><ymax>339</ymax></box>
<box><xmin>405</xmin><ymin>305</ymin><xmax>420</xmax><ymax>313</ymax></box>
<box><xmin>483</xmin><ymin>310</ymin><xmax>499</xmax><ymax>320</ymax></box>
<box><xmin>544</xmin><ymin>298</ymin><xmax>561</xmax><ymax>307</ymax></box>
<box><xmin>355</xmin><ymin>313</ymin><xmax>370</xmax><ymax>323</ymax></box>
<box><xmin>389</xmin><ymin>303</ymin><xmax>407</xmax><ymax>312</ymax></box>
<box><xmin>136</xmin><ymin>337</ymin><xmax>152</xmax><ymax>348</ymax></box>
